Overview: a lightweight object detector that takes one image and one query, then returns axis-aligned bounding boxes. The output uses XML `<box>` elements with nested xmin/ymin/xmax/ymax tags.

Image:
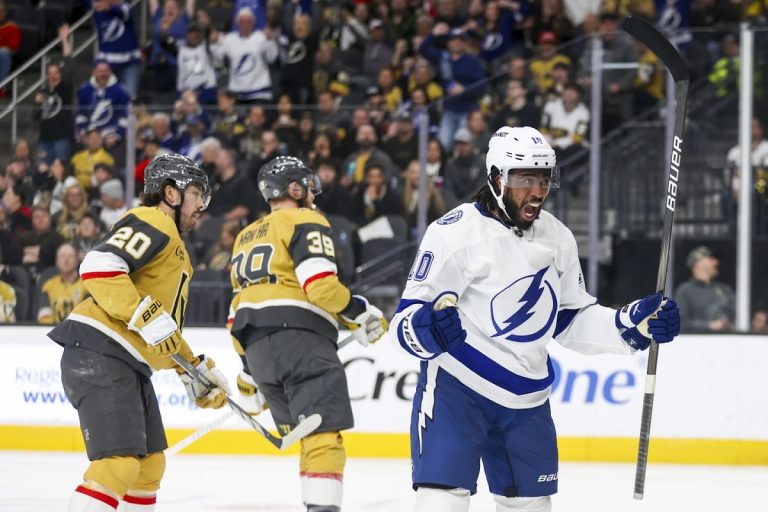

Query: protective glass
<box><xmin>504</xmin><ymin>167</ymin><xmax>560</xmax><ymax>190</ymax></box>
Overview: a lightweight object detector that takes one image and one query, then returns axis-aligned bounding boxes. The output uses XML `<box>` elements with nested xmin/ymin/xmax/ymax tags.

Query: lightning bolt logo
<box><xmin>417</xmin><ymin>362</ymin><xmax>438</xmax><ymax>455</ymax></box>
<box><xmin>490</xmin><ymin>267</ymin><xmax>558</xmax><ymax>342</ymax></box>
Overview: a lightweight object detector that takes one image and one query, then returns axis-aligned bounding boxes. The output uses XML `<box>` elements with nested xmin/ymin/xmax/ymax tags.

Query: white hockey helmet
<box><xmin>485</xmin><ymin>126</ymin><xmax>559</xmax><ymax>218</ymax></box>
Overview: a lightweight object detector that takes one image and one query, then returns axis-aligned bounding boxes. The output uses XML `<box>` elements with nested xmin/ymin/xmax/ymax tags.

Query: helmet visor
<box><xmin>308</xmin><ymin>174</ymin><xmax>322</xmax><ymax>196</ymax></box>
<box><xmin>503</xmin><ymin>167</ymin><xmax>560</xmax><ymax>190</ymax></box>
<box><xmin>187</xmin><ymin>180</ymin><xmax>211</xmax><ymax>210</ymax></box>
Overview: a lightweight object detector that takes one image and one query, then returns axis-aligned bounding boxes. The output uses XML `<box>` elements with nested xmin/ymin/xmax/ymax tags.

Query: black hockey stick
<box><xmin>171</xmin><ymin>354</ymin><xmax>322</xmax><ymax>450</ymax></box>
<box><xmin>620</xmin><ymin>16</ymin><xmax>689</xmax><ymax>500</ymax></box>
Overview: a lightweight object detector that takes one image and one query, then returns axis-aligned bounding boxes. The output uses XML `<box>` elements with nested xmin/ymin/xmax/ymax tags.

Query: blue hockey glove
<box><xmin>410</xmin><ymin>293</ymin><xmax>467</xmax><ymax>356</ymax></box>
<box><xmin>615</xmin><ymin>293</ymin><xmax>681</xmax><ymax>350</ymax></box>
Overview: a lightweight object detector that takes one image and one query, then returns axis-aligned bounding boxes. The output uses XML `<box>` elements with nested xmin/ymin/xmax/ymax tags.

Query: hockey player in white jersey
<box><xmin>390</xmin><ymin>126</ymin><xmax>680</xmax><ymax>512</ymax></box>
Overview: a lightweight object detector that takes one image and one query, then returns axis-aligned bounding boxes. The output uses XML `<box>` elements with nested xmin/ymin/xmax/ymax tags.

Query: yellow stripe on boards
<box><xmin>1</xmin><ymin>426</ymin><xmax>767</xmax><ymax>465</ymax></box>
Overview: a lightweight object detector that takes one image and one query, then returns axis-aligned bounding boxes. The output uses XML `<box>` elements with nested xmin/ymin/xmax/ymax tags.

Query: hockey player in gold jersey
<box><xmin>49</xmin><ymin>154</ymin><xmax>230</xmax><ymax>512</ymax></box>
<box><xmin>229</xmin><ymin>156</ymin><xmax>387</xmax><ymax>512</ymax></box>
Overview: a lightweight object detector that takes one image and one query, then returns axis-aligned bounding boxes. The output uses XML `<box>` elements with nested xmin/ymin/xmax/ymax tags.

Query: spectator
<box><xmin>53</xmin><ymin>182</ymin><xmax>89</xmax><ymax>240</ymax></box>
<box><xmin>406</xmin><ymin>87</ymin><xmax>440</xmax><ymax>136</ymax></box>
<box><xmin>422</xmin><ymin>138</ymin><xmax>445</xmax><ymax>180</ymax></box>
<box><xmin>12</xmin><ymin>139</ymin><xmax>36</xmax><ymax>175</ymax></box>
<box><xmin>442</xmin><ymin>128</ymin><xmax>486</xmax><ymax>208</ymax></box>
<box><xmin>19</xmin><ymin>205</ymin><xmax>64</xmax><ymax>271</ymax></box>
<box><xmin>340</xmin><ymin>124</ymin><xmax>397</xmax><ymax>188</ymax></box>
<box><xmin>540</xmin><ymin>82</ymin><xmax>590</xmax><ymax>162</ymax></box>
<box><xmin>313</xmin><ymin>159</ymin><xmax>352</xmax><ymax>218</ymax></box>
<box><xmin>578</xmin><ymin>13</ymin><xmax>638</xmax><ymax>131</ymax></box>
<box><xmin>494</xmin><ymin>78</ymin><xmax>541</xmax><ymax>129</ymax></box>
<box><xmin>171</xmin><ymin>88</ymin><xmax>209</xmax><ymax>133</ymax></box>
<box><xmin>35</xmin><ymin>25</ymin><xmax>75</xmax><ymax>165</ymax></box>
<box><xmin>382</xmin><ymin>111</ymin><xmax>419</xmax><ymax>174</ymax></box>
<box><xmin>388</xmin><ymin>0</ymin><xmax>417</xmax><ymax>42</ymax></box>
<box><xmin>200</xmin><ymin>220</ymin><xmax>239</xmax><ymax>271</ymax></box>
<box><xmin>401</xmin><ymin>160</ymin><xmax>446</xmax><ymax>230</ymax></box>
<box><xmin>633</xmin><ymin>41</ymin><xmax>665</xmax><ymax>112</ymax></box>
<box><xmin>272</xmin><ymin>94</ymin><xmax>300</xmax><ymax>149</ymax></box>
<box><xmin>675</xmin><ymin>246</ymin><xmax>735</xmax><ymax>332</ymax></box>
<box><xmin>204</xmin><ymin>149</ymin><xmax>263</xmax><ymax>224</ymax></box>
<box><xmin>725</xmin><ymin>117</ymin><xmax>768</xmax><ymax>218</ymax></box>
<box><xmin>0</xmin><ymin>203</ymin><xmax>21</xmax><ymax>265</ymax></box>
<box><xmin>133</xmin><ymin>135</ymin><xmax>163</xmax><ymax>191</ymax></box>
<box><xmin>336</xmin><ymin>2</ymin><xmax>368</xmax><ymax>56</ymax></box>
<box><xmin>498</xmin><ymin>55</ymin><xmax>537</xmax><ymax>102</ymax></box>
<box><xmin>91</xmin><ymin>0</ymin><xmax>142</xmax><ymax>98</ymax></box>
<box><xmin>37</xmin><ymin>243</ymin><xmax>88</xmax><ymax>324</ymax></box>
<box><xmin>307</xmin><ymin>132</ymin><xmax>334</xmax><ymax>170</ymax></box>
<box><xmin>477</xmin><ymin>0</ymin><xmax>518</xmax><ymax>65</ymax></box>
<box><xmin>752</xmin><ymin>305</ymin><xmax>768</xmax><ymax>333</ymax></box>
<box><xmin>235</xmin><ymin>105</ymin><xmax>267</xmax><ymax>160</ymax></box>
<box><xmin>179</xmin><ymin>114</ymin><xmax>207</xmax><ymax>161</ymax></box>
<box><xmin>0</xmin><ymin>1</ymin><xmax>20</xmax><ymax>95</ymax></box>
<box><xmin>198</xmin><ymin>136</ymin><xmax>221</xmax><ymax>178</ymax></box>
<box><xmin>169</xmin><ymin>22</ymin><xmax>218</xmax><ymax>104</ymax></box>
<box><xmin>150</xmin><ymin>112</ymin><xmax>180</xmax><ymax>152</ymax></box>
<box><xmin>5</xmin><ymin>159</ymin><xmax>34</xmax><ymax>207</ymax></box>
<box><xmin>47</xmin><ymin>160</ymin><xmax>79</xmax><ymax>215</ymax></box>
<box><xmin>248</xmin><ymin>130</ymin><xmax>281</xmax><ymax>184</ymax></box>
<box><xmin>531</xmin><ymin>0</ymin><xmax>576</xmax><ymax>50</ymax></box>
<box><xmin>149</xmin><ymin>0</ymin><xmax>194</xmax><ymax>95</ymax></box>
<box><xmin>364</xmin><ymin>19</ymin><xmax>394</xmax><ymax>82</ymax></box>
<box><xmin>0</xmin><ymin>277</ymin><xmax>15</xmax><ymax>322</ymax></box>
<box><xmin>89</xmin><ymin>162</ymin><xmax>115</xmax><ymax>204</ymax></box>
<box><xmin>467</xmin><ymin>110</ymin><xmax>492</xmax><ymax>151</ymax></box>
<box><xmin>377</xmin><ymin>67</ymin><xmax>404</xmax><ymax>113</ymax></box>
<box><xmin>2</xmin><ymin>183</ymin><xmax>32</xmax><ymax>234</ymax></box>
<box><xmin>709</xmin><ymin>34</ymin><xmax>740</xmax><ymax>99</ymax></box>
<box><xmin>73</xmin><ymin>211</ymin><xmax>103</xmax><ymax>258</ymax></box>
<box><xmin>281</xmin><ymin>14</ymin><xmax>319</xmax><ymax>104</ymax></box>
<box><xmin>529</xmin><ymin>31</ymin><xmax>572</xmax><ymax>96</ymax></box>
<box><xmin>314</xmin><ymin>91</ymin><xmax>348</xmax><ymax>142</ymax></box>
<box><xmin>75</xmin><ymin>61</ymin><xmax>131</xmax><ymax>150</ymax></box>
<box><xmin>419</xmin><ymin>26</ymin><xmax>485</xmax><ymax>152</ymax></box>
<box><xmin>434</xmin><ymin>0</ymin><xmax>467</xmax><ymax>27</ymax></box>
<box><xmin>350</xmin><ymin>164</ymin><xmax>403</xmax><ymax>226</ymax></box>
<box><xmin>292</xmin><ymin>112</ymin><xmax>317</xmax><ymax>161</ymax></box>
<box><xmin>601</xmin><ymin>0</ymin><xmax>655</xmax><ymax>19</ymax></box>
<box><xmin>70</xmin><ymin>129</ymin><xmax>116</xmax><ymax>190</ymax></box>
<box><xmin>209</xmin><ymin>90</ymin><xmax>244</xmax><ymax>150</ymax></box>
<box><xmin>408</xmin><ymin>59</ymin><xmax>444</xmax><ymax>102</ymax></box>
<box><xmin>99</xmin><ymin>179</ymin><xmax>127</xmax><ymax>228</ymax></box>
<box><xmin>541</xmin><ymin>61</ymin><xmax>572</xmax><ymax>104</ymax></box>
<box><xmin>312</xmin><ymin>42</ymin><xmax>345</xmax><ymax>98</ymax></box>
<box><xmin>210</xmin><ymin>8</ymin><xmax>279</xmax><ymax>103</ymax></box>
<box><xmin>364</xmin><ymin>85</ymin><xmax>390</xmax><ymax>135</ymax></box>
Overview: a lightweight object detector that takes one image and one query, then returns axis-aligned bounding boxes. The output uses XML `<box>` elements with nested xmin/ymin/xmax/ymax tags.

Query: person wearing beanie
<box><xmin>99</xmin><ymin>179</ymin><xmax>127</xmax><ymax>228</ymax></box>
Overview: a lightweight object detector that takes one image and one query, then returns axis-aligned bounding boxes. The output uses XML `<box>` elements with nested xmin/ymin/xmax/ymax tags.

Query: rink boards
<box><xmin>1</xmin><ymin>326</ymin><xmax>767</xmax><ymax>464</ymax></box>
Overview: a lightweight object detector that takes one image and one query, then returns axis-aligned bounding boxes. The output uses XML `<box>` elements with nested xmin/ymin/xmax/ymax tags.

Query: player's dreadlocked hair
<box><xmin>472</xmin><ymin>179</ymin><xmax>502</xmax><ymax>217</ymax></box>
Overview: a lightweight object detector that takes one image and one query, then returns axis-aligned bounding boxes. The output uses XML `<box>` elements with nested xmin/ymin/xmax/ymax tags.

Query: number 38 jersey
<box><xmin>49</xmin><ymin>207</ymin><xmax>195</xmax><ymax>375</ymax></box>
<box><xmin>228</xmin><ymin>208</ymin><xmax>352</xmax><ymax>349</ymax></box>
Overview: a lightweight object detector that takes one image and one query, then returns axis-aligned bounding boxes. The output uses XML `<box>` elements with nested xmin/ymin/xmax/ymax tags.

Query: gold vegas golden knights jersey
<box><xmin>228</xmin><ymin>207</ymin><xmax>352</xmax><ymax>350</ymax></box>
<box><xmin>49</xmin><ymin>207</ymin><xmax>195</xmax><ymax>375</ymax></box>
<box><xmin>38</xmin><ymin>275</ymin><xmax>88</xmax><ymax>324</ymax></box>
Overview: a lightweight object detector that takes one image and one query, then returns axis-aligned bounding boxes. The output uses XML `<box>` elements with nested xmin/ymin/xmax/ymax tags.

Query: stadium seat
<box><xmin>186</xmin><ymin>268</ymin><xmax>231</xmax><ymax>325</ymax></box>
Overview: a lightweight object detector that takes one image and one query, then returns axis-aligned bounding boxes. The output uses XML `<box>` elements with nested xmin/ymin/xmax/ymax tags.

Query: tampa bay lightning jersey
<box><xmin>391</xmin><ymin>202</ymin><xmax>633</xmax><ymax>409</ymax></box>
<box><xmin>210</xmin><ymin>31</ymin><xmax>278</xmax><ymax>100</ymax></box>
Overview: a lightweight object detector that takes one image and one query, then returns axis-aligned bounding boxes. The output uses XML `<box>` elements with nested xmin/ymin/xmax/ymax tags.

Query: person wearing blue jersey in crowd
<box><xmin>390</xmin><ymin>125</ymin><xmax>681</xmax><ymax>512</ymax></box>
<box><xmin>91</xmin><ymin>0</ymin><xmax>142</xmax><ymax>99</ymax></box>
<box><xmin>148</xmin><ymin>0</ymin><xmax>194</xmax><ymax>95</ymax></box>
<box><xmin>76</xmin><ymin>61</ymin><xmax>131</xmax><ymax>152</ymax></box>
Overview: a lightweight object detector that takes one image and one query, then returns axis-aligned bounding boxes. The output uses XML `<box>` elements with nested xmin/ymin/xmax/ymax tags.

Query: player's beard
<box><xmin>502</xmin><ymin>193</ymin><xmax>542</xmax><ymax>231</ymax></box>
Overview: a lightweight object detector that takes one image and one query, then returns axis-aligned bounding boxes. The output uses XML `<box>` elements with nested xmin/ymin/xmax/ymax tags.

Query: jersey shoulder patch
<box><xmin>437</xmin><ymin>209</ymin><xmax>464</xmax><ymax>225</ymax></box>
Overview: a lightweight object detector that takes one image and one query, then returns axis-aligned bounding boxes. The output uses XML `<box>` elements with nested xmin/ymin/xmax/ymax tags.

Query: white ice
<box><xmin>1</xmin><ymin>451</ymin><xmax>767</xmax><ymax>511</ymax></box>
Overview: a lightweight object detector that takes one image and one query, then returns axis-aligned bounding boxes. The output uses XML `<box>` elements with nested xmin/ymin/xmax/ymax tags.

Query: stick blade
<box><xmin>278</xmin><ymin>413</ymin><xmax>323</xmax><ymax>450</ymax></box>
<box><xmin>621</xmin><ymin>16</ymin><xmax>689</xmax><ymax>82</ymax></box>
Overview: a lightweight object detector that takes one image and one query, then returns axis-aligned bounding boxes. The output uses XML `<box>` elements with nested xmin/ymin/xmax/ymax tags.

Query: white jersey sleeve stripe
<box><xmin>295</xmin><ymin>257</ymin><xmax>338</xmax><ymax>290</ymax></box>
<box><xmin>79</xmin><ymin>250</ymin><xmax>130</xmax><ymax>277</ymax></box>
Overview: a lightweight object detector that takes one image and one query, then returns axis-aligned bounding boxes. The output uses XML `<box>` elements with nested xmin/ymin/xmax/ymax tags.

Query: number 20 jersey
<box><xmin>49</xmin><ymin>207</ymin><xmax>195</xmax><ymax>375</ymax></box>
<box><xmin>228</xmin><ymin>207</ymin><xmax>352</xmax><ymax>348</ymax></box>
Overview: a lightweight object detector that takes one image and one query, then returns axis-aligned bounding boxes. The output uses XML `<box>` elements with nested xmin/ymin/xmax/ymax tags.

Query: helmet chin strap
<box><xmin>489</xmin><ymin>168</ymin><xmax>514</xmax><ymax>223</ymax></box>
<box><xmin>162</xmin><ymin>191</ymin><xmax>184</xmax><ymax>233</ymax></box>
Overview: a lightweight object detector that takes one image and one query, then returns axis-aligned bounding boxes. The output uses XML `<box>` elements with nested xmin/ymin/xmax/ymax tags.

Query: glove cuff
<box><xmin>340</xmin><ymin>295</ymin><xmax>366</xmax><ymax>321</ymax></box>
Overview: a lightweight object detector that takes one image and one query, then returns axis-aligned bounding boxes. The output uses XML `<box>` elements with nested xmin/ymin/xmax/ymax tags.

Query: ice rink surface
<box><xmin>2</xmin><ymin>452</ymin><xmax>767</xmax><ymax>511</ymax></box>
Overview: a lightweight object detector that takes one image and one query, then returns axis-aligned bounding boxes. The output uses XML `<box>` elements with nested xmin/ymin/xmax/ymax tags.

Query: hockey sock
<box><xmin>67</xmin><ymin>485</ymin><xmax>119</xmax><ymax>512</ymax></box>
<box><xmin>119</xmin><ymin>494</ymin><xmax>156</xmax><ymax>511</ymax></box>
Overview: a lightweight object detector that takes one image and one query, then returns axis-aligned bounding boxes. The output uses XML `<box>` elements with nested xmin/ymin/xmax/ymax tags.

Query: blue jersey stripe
<box><xmin>450</xmin><ymin>342</ymin><xmax>555</xmax><ymax>395</ymax></box>
<box><xmin>554</xmin><ymin>308</ymin><xmax>579</xmax><ymax>337</ymax></box>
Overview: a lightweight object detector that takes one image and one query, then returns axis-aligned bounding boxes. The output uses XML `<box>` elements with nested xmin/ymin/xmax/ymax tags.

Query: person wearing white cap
<box><xmin>363</xmin><ymin>18</ymin><xmax>393</xmax><ymax>81</ymax></box>
<box><xmin>390</xmin><ymin>125</ymin><xmax>681</xmax><ymax>511</ymax></box>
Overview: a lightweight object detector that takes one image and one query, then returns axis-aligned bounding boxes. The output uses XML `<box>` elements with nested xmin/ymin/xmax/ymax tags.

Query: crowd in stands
<box><xmin>0</xmin><ymin>0</ymin><xmax>765</xmax><ymax>329</ymax></box>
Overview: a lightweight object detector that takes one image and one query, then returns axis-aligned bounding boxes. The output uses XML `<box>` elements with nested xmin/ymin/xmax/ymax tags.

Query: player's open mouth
<box><xmin>521</xmin><ymin>201</ymin><xmax>541</xmax><ymax>221</ymax></box>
